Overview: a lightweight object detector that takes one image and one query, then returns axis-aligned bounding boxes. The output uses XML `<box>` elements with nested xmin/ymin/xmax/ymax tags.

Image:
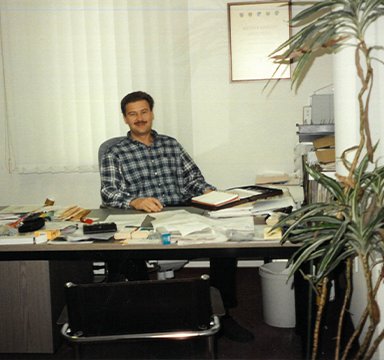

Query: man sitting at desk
<box><xmin>99</xmin><ymin>90</ymin><xmax>254</xmax><ymax>343</ymax></box>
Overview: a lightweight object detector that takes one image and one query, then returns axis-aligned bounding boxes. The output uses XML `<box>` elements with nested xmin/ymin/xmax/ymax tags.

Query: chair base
<box><xmin>62</xmin><ymin>316</ymin><xmax>219</xmax><ymax>359</ymax></box>
<box><xmin>149</xmin><ymin>260</ymin><xmax>189</xmax><ymax>280</ymax></box>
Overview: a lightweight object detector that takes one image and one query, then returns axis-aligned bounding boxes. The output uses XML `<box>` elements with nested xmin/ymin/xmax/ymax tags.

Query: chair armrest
<box><xmin>56</xmin><ymin>306</ymin><xmax>68</xmax><ymax>326</ymax></box>
<box><xmin>210</xmin><ymin>286</ymin><xmax>225</xmax><ymax>317</ymax></box>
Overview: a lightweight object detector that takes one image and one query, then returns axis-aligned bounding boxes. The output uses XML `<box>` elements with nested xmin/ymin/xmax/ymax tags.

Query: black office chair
<box><xmin>60</xmin><ymin>274</ymin><xmax>224</xmax><ymax>359</ymax></box>
<box><xmin>98</xmin><ymin>136</ymin><xmax>189</xmax><ymax>280</ymax></box>
<box><xmin>98</xmin><ymin>136</ymin><xmax>126</xmax><ymax>169</ymax></box>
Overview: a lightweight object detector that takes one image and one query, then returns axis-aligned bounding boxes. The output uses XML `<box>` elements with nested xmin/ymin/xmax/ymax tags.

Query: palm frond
<box><xmin>316</xmin><ymin>221</ymin><xmax>350</xmax><ymax>278</ymax></box>
<box><xmin>279</xmin><ymin>205</ymin><xmax>343</xmax><ymax>243</ymax></box>
<box><xmin>306</xmin><ymin>165</ymin><xmax>346</xmax><ymax>201</ymax></box>
<box><xmin>286</xmin><ymin>235</ymin><xmax>334</xmax><ymax>279</ymax></box>
<box><xmin>316</xmin><ymin>250</ymin><xmax>356</xmax><ymax>281</ymax></box>
<box><xmin>271</xmin><ymin>0</ymin><xmax>384</xmax><ymax>85</ymax></box>
<box><xmin>361</xmin><ymin>2</ymin><xmax>384</xmax><ymax>33</ymax></box>
<box><xmin>290</xmin><ymin>0</ymin><xmax>336</xmax><ymax>23</ymax></box>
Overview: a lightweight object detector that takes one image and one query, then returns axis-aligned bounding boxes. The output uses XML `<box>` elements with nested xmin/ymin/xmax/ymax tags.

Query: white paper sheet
<box><xmin>208</xmin><ymin>206</ymin><xmax>254</xmax><ymax>218</ymax></box>
<box><xmin>105</xmin><ymin>214</ymin><xmax>148</xmax><ymax>228</ymax></box>
<box><xmin>151</xmin><ymin>213</ymin><xmax>214</xmax><ymax>237</ymax></box>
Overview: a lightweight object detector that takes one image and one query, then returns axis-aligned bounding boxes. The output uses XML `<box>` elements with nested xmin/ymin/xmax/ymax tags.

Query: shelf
<box><xmin>296</xmin><ymin>124</ymin><xmax>335</xmax><ymax>143</ymax></box>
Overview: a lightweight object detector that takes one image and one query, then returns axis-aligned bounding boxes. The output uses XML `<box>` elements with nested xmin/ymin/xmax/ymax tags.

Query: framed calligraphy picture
<box><xmin>228</xmin><ymin>1</ymin><xmax>291</xmax><ymax>81</ymax></box>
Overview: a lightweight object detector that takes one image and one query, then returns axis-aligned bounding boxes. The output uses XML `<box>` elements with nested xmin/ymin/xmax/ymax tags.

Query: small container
<box><xmin>161</xmin><ymin>233</ymin><xmax>171</xmax><ymax>245</ymax></box>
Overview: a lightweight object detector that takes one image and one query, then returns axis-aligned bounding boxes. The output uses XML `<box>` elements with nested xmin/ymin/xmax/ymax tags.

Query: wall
<box><xmin>0</xmin><ymin>1</ymin><xmax>333</xmax><ymax>209</ymax></box>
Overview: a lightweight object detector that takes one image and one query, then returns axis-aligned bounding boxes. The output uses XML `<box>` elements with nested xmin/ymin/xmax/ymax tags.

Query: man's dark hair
<box><xmin>120</xmin><ymin>91</ymin><xmax>155</xmax><ymax>115</ymax></box>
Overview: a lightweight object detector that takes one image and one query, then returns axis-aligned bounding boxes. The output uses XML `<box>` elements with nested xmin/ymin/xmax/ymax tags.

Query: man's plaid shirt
<box><xmin>100</xmin><ymin>131</ymin><xmax>214</xmax><ymax>208</ymax></box>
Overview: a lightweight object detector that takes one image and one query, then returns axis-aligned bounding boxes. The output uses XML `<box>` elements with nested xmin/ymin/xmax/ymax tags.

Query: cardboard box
<box><xmin>316</xmin><ymin>148</ymin><xmax>335</xmax><ymax>163</ymax></box>
<box><xmin>313</xmin><ymin>135</ymin><xmax>335</xmax><ymax>149</ymax></box>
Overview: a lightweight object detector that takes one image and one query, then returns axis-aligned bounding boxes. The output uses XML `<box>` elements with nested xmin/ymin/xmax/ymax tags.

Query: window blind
<box><xmin>0</xmin><ymin>0</ymin><xmax>191</xmax><ymax>173</ymax></box>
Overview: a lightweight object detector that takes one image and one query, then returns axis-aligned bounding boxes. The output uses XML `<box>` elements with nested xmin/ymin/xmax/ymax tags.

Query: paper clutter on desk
<box><xmin>0</xmin><ymin>233</ymin><xmax>48</xmax><ymax>245</ymax></box>
<box><xmin>114</xmin><ymin>229</ymin><xmax>150</xmax><ymax>241</ymax></box>
<box><xmin>114</xmin><ymin>228</ymin><xmax>164</xmax><ymax>244</ymax></box>
<box><xmin>115</xmin><ymin>227</ymin><xmax>177</xmax><ymax>245</ymax></box>
<box><xmin>34</xmin><ymin>229</ymin><xmax>61</xmax><ymax>241</ymax></box>
<box><xmin>263</xmin><ymin>226</ymin><xmax>282</xmax><ymax>240</ymax></box>
<box><xmin>57</xmin><ymin>206</ymin><xmax>91</xmax><ymax>222</ymax></box>
<box><xmin>265</xmin><ymin>213</ymin><xmax>281</xmax><ymax>226</ymax></box>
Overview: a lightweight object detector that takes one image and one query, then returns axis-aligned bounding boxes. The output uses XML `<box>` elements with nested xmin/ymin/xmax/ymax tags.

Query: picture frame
<box><xmin>227</xmin><ymin>1</ymin><xmax>291</xmax><ymax>82</ymax></box>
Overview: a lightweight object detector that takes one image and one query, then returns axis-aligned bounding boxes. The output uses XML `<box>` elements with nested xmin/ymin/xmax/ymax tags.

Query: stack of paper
<box><xmin>251</xmin><ymin>196</ymin><xmax>296</xmax><ymax>215</ymax></box>
<box><xmin>208</xmin><ymin>206</ymin><xmax>253</xmax><ymax>218</ymax></box>
<box><xmin>0</xmin><ymin>233</ymin><xmax>48</xmax><ymax>245</ymax></box>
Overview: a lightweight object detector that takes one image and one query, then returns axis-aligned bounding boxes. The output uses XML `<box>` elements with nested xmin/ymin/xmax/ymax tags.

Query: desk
<box><xmin>0</xmin><ymin>207</ymin><xmax>297</xmax><ymax>262</ymax></box>
<box><xmin>0</xmin><ymin>206</ymin><xmax>297</xmax><ymax>354</ymax></box>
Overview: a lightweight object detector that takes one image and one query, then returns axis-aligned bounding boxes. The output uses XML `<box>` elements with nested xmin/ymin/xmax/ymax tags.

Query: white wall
<box><xmin>0</xmin><ymin>1</ymin><xmax>333</xmax><ymax>209</ymax></box>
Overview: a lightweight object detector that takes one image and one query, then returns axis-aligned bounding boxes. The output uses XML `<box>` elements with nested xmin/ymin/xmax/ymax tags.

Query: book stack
<box><xmin>294</xmin><ymin>124</ymin><xmax>335</xmax><ymax>182</ymax></box>
<box><xmin>313</xmin><ymin>135</ymin><xmax>335</xmax><ymax>171</ymax></box>
<box><xmin>295</xmin><ymin>125</ymin><xmax>336</xmax><ymax>205</ymax></box>
<box><xmin>305</xmin><ymin>176</ymin><xmax>335</xmax><ymax>204</ymax></box>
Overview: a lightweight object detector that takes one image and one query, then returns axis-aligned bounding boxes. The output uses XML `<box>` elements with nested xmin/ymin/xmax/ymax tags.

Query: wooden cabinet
<box><xmin>0</xmin><ymin>261</ymin><xmax>93</xmax><ymax>353</ymax></box>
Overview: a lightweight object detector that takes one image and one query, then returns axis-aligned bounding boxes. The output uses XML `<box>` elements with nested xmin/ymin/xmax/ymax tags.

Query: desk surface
<box><xmin>0</xmin><ymin>206</ymin><xmax>298</xmax><ymax>261</ymax></box>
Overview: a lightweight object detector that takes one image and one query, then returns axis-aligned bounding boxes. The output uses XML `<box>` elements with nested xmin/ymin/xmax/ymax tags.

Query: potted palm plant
<box><xmin>270</xmin><ymin>1</ymin><xmax>384</xmax><ymax>359</ymax></box>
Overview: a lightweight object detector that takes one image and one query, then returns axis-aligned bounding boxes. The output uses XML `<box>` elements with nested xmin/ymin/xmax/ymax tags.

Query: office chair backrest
<box><xmin>98</xmin><ymin>136</ymin><xmax>126</xmax><ymax>170</ymax></box>
<box><xmin>64</xmin><ymin>275</ymin><xmax>212</xmax><ymax>337</ymax></box>
<box><xmin>98</xmin><ymin>136</ymin><xmax>126</xmax><ymax>208</ymax></box>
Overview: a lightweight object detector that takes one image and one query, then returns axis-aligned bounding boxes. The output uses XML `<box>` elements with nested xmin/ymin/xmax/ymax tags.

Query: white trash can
<box><xmin>259</xmin><ymin>261</ymin><xmax>296</xmax><ymax>328</ymax></box>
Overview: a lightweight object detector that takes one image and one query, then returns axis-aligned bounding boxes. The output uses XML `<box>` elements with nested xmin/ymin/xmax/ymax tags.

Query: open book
<box><xmin>191</xmin><ymin>191</ymin><xmax>240</xmax><ymax>207</ymax></box>
<box><xmin>191</xmin><ymin>185</ymin><xmax>284</xmax><ymax>210</ymax></box>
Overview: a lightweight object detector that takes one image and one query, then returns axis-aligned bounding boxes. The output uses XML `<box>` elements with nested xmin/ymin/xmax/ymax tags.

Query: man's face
<box><xmin>123</xmin><ymin>100</ymin><xmax>154</xmax><ymax>137</ymax></box>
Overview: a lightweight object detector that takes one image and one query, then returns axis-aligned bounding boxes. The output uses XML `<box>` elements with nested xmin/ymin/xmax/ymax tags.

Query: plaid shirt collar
<box><xmin>126</xmin><ymin>130</ymin><xmax>159</xmax><ymax>146</ymax></box>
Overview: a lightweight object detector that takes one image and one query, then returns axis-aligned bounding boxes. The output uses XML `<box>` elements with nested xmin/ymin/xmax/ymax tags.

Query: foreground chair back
<box><xmin>61</xmin><ymin>274</ymin><xmax>223</xmax><ymax>359</ymax></box>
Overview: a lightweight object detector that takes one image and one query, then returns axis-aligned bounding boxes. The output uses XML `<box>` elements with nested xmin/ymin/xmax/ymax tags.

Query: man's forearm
<box><xmin>101</xmin><ymin>187</ymin><xmax>133</xmax><ymax>209</ymax></box>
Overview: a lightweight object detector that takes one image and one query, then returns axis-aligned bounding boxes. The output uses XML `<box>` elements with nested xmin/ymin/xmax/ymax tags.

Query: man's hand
<box><xmin>129</xmin><ymin>197</ymin><xmax>163</xmax><ymax>212</ymax></box>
